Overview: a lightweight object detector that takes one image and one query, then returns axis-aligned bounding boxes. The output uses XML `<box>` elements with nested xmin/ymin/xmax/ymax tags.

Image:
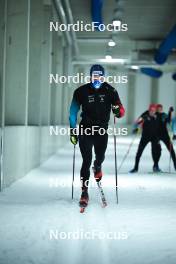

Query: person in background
<box><xmin>130</xmin><ymin>104</ymin><xmax>161</xmax><ymax>173</ymax></box>
<box><xmin>156</xmin><ymin>104</ymin><xmax>176</xmax><ymax>170</ymax></box>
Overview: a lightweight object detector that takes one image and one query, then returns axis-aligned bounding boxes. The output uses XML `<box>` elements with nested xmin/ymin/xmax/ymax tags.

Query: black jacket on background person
<box><xmin>156</xmin><ymin>111</ymin><xmax>171</xmax><ymax>137</ymax></box>
<box><xmin>136</xmin><ymin>110</ymin><xmax>160</xmax><ymax>139</ymax></box>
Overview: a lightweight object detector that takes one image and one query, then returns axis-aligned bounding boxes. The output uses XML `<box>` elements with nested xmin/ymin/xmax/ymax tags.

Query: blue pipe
<box><xmin>91</xmin><ymin>0</ymin><xmax>103</xmax><ymax>31</ymax></box>
<box><xmin>141</xmin><ymin>68</ymin><xmax>163</xmax><ymax>78</ymax></box>
<box><xmin>155</xmin><ymin>24</ymin><xmax>176</xmax><ymax>64</ymax></box>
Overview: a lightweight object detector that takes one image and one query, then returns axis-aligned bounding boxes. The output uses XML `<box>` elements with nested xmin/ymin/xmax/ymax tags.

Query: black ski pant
<box><xmin>160</xmin><ymin>134</ymin><xmax>176</xmax><ymax>169</ymax></box>
<box><xmin>79</xmin><ymin>133</ymin><xmax>108</xmax><ymax>190</ymax></box>
<box><xmin>134</xmin><ymin>136</ymin><xmax>161</xmax><ymax>170</ymax></box>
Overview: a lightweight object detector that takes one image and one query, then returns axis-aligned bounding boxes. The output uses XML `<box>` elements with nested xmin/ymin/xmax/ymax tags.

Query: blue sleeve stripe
<box><xmin>69</xmin><ymin>98</ymin><xmax>80</xmax><ymax>128</ymax></box>
<box><xmin>172</xmin><ymin>118</ymin><xmax>176</xmax><ymax>134</ymax></box>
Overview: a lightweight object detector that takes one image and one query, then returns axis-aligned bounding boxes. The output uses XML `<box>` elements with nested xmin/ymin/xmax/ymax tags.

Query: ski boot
<box><xmin>92</xmin><ymin>161</ymin><xmax>102</xmax><ymax>182</ymax></box>
<box><xmin>79</xmin><ymin>189</ymin><xmax>89</xmax><ymax>213</ymax></box>
<box><xmin>173</xmin><ymin>135</ymin><xmax>176</xmax><ymax>141</ymax></box>
<box><xmin>153</xmin><ymin>165</ymin><xmax>162</xmax><ymax>173</ymax></box>
<box><xmin>130</xmin><ymin>167</ymin><xmax>138</xmax><ymax>173</ymax></box>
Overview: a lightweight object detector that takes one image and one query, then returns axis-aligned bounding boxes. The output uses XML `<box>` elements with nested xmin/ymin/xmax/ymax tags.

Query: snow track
<box><xmin>0</xmin><ymin>136</ymin><xmax>176</xmax><ymax>264</ymax></box>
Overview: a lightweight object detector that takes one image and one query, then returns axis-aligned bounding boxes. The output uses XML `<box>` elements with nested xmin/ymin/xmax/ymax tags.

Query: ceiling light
<box><xmin>131</xmin><ymin>65</ymin><xmax>139</xmax><ymax>70</ymax></box>
<box><xmin>108</xmin><ymin>39</ymin><xmax>116</xmax><ymax>47</ymax></box>
<box><xmin>100</xmin><ymin>58</ymin><xmax>126</xmax><ymax>64</ymax></box>
<box><xmin>113</xmin><ymin>20</ymin><xmax>121</xmax><ymax>27</ymax></box>
<box><xmin>105</xmin><ymin>55</ymin><xmax>112</xmax><ymax>60</ymax></box>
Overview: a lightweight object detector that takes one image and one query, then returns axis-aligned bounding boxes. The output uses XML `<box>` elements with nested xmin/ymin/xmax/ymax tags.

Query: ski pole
<box><xmin>72</xmin><ymin>145</ymin><xmax>76</xmax><ymax>199</ymax></box>
<box><xmin>113</xmin><ymin>116</ymin><xmax>118</xmax><ymax>204</ymax></box>
<box><xmin>169</xmin><ymin>110</ymin><xmax>173</xmax><ymax>173</ymax></box>
<box><xmin>118</xmin><ymin>133</ymin><xmax>137</xmax><ymax>173</ymax></box>
<box><xmin>169</xmin><ymin>136</ymin><xmax>173</xmax><ymax>173</ymax></box>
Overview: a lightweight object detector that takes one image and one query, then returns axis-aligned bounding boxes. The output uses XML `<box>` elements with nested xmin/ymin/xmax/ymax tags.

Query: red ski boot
<box><xmin>79</xmin><ymin>189</ymin><xmax>89</xmax><ymax>213</ymax></box>
<box><xmin>92</xmin><ymin>161</ymin><xmax>102</xmax><ymax>182</ymax></box>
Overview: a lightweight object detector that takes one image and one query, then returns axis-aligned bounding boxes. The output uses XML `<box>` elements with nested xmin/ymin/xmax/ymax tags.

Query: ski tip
<box><xmin>102</xmin><ymin>203</ymin><xmax>107</xmax><ymax>208</ymax></box>
<box><xmin>80</xmin><ymin>207</ymin><xmax>85</xmax><ymax>213</ymax></box>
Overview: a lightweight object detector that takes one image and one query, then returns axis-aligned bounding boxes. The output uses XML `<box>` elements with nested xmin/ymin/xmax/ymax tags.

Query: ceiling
<box><xmin>69</xmin><ymin>0</ymin><xmax>176</xmax><ymax>71</ymax></box>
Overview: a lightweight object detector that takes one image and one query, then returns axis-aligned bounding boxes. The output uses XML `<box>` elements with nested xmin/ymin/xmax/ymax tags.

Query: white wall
<box><xmin>0</xmin><ymin>0</ymin><xmax>70</xmax><ymax>190</ymax></box>
<box><xmin>134</xmin><ymin>73</ymin><xmax>152</xmax><ymax>119</ymax></box>
<box><xmin>115</xmin><ymin>76</ymin><xmax>128</xmax><ymax>124</ymax></box>
<box><xmin>3</xmin><ymin>126</ymin><xmax>68</xmax><ymax>188</ymax></box>
<box><xmin>158</xmin><ymin>73</ymin><xmax>176</xmax><ymax>111</ymax></box>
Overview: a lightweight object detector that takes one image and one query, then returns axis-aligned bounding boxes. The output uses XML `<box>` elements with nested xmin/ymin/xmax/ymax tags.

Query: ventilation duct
<box><xmin>141</xmin><ymin>68</ymin><xmax>163</xmax><ymax>78</ymax></box>
<box><xmin>91</xmin><ymin>0</ymin><xmax>103</xmax><ymax>31</ymax></box>
<box><xmin>155</xmin><ymin>24</ymin><xmax>176</xmax><ymax>64</ymax></box>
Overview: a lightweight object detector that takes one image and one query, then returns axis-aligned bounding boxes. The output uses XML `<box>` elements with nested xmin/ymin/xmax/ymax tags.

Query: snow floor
<box><xmin>0</xmin><ymin>136</ymin><xmax>176</xmax><ymax>264</ymax></box>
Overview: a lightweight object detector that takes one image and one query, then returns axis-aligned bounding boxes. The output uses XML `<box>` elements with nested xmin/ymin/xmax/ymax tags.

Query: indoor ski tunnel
<box><xmin>0</xmin><ymin>1</ymin><xmax>176</xmax><ymax>264</ymax></box>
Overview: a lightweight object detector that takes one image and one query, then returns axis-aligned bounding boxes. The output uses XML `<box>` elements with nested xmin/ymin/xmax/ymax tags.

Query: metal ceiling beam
<box><xmin>77</xmin><ymin>38</ymin><xmax>159</xmax><ymax>48</ymax></box>
<box><xmin>72</xmin><ymin>58</ymin><xmax>129</xmax><ymax>65</ymax></box>
<box><xmin>63</xmin><ymin>0</ymin><xmax>79</xmax><ymax>57</ymax></box>
<box><xmin>53</xmin><ymin>0</ymin><xmax>71</xmax><ymax>44</ymax></box>
<box><xmin>53</xmin><ymin>0</ymin><xmax>79</xmax><ymax>57</ymax></box>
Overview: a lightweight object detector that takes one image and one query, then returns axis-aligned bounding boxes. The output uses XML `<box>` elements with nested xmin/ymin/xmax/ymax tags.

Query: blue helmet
<box><xmin>90</xmin><ymin>64</ymin><xmax>105</xmax><ymax>89</ymax></box>
<box><xmin>90</xmin><ymin>64</ymin><xmax>105</xmax><ymax>76</ymax></box>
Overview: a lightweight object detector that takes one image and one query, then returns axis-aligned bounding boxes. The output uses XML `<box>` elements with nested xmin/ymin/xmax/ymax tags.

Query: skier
<box><xmin>156</xmin><ymin>104</ymin><xmax>176</xmax><ymax>170</ymax></box>
<box><xmin>69</xmin><ymin>64</ymin><xmax>125</xmax><ymax>208</ymax></box>
<box><xmin>130</xmin><ymin>104</ymin><xmax>161</xmax><ymax>173</ymax></box>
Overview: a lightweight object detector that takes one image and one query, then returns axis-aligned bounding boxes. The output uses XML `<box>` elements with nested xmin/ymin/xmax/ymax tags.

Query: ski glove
<box><xmin>70</xmin><ymin>135</ymin><xmax>78</xmax><ymax>145</ymax></box>
<box><xmin>70</xmin><ymin>128</ymin><xmax>78</xmax><ymax>145</ymax></box>
<box><xmin>112</xmin><ymin>105</ymin><xmax>125</xmax><ymax>118</ymax></box>
<box><xmin>132</xmin><ymin>128</ymin><xmax>139</xmax><ymax>134</ymax></box>
<box><xmin>169</xmin><ymin>106</ymin><xmax>174</xmax><ymax>112</ymax></box>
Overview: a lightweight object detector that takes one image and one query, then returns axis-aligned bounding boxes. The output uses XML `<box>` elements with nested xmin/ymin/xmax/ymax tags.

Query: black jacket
<box><xmin>69</xmin><ymin>82</ymin><xmax>124</xmax><ymax>128</ymax></box>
